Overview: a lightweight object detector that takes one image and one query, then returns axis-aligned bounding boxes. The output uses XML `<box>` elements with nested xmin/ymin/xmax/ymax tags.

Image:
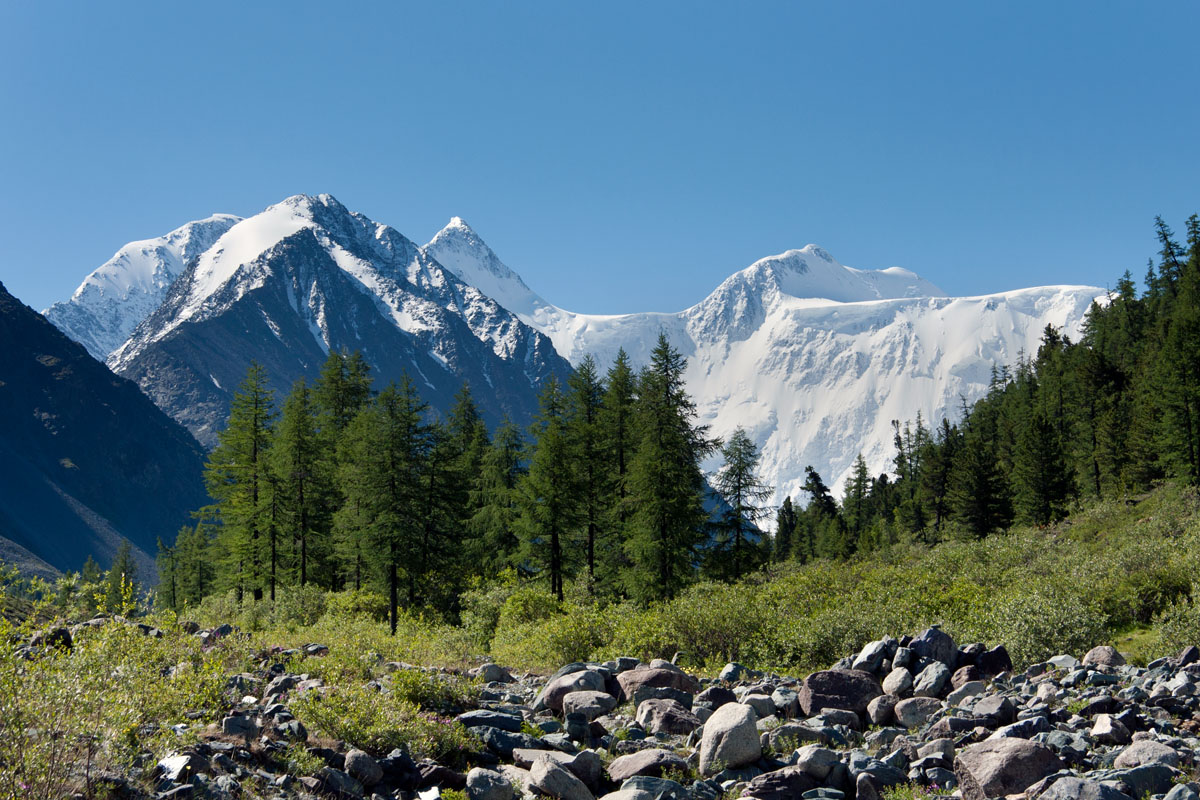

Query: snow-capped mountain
<box><xmin>47</xmin><ymin>196</ymin><xmax>1105</xmax><ymax>504</ymax></box>
<box><xmin>425</xmin><ymin>221</ymin><xmax>1104</xmax><ymax>500</ymax></box>
<box><xmin>98</xmin><ymin>195</ymin><xmax>571</xmax><ymax>447</ymax></box>
<box><xmin>44</xmin><ymin>214</ymin><xmax>241</xmax><ymax>359</ymax></box>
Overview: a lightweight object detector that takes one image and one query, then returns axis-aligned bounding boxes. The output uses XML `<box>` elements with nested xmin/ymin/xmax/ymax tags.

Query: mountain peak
<box><xmin>424</xmin><ymin>218</ymin><xmax>546</xmax><ymax>319</ymax></box>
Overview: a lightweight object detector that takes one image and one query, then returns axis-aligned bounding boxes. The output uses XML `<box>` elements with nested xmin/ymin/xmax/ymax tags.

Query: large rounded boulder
<box><xmin>798</xmin><ymin>669</ymin><xmax>883</xmax><ymax>716</ymax></box>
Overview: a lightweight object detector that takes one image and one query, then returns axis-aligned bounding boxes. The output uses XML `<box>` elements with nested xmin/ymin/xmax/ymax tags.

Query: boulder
<box><xmin>976</xmin><ymin>645</ymin><xmax>1013</xmax><ymax>676</ymax></box>
<box><xmin>910</xmin><ymin>626</ymin><xmax>957</xmax><ymax>667</ymax></box>
<box><xmin>536</xmin><ymin>670</ymin><xmax>608</xmax><ymax>712</ymax></box>
<box><xmin>467</xmin><ymin>768</ymin><xmax>515</xmax><ymax>800</ymax></box>
<box><xmin>798</xmin><ymin>670</ymin><xmax>882</xmax><ymax>716</ymax></box>
<box><xmin>882</xmin><ymin>667</ymin><xmax>913</xmax><ymax>696</ymax></box>
<box><xmin>866</xmin><ymin>694</ymin><xmax>897</xmax><ymax>726</ymax></box>
<box><xmin>913</xmin><ymin>662</ymin><xmax>951</xmax><ymax>698</ymax></box>
<box><xmin>1092</xmin><ymin>713</ymin><xmax>1132</xmax><ymax>745</ymax></box>
<box><xmin>635</xmin><ymin>699</ymin><xmax>701</xmax><ymax>735</ymax></box>
<box><xmin>473</xmin><ymin>664</ymin><xmax>515</xmax><ymax>683</ymax></box>
<box><xmin>893</xmin><ymin>696</ymin><xmax>942</xmax><ymax>729</ymax></box>
<box><xmin>740</xmin><ymin>693</ymin><xmax>776</xmax><ymax>719</ymax></box>
<box><xmin>1082</xmin><ymin>645</ymin><xmax>1126</xmax><ymax>668</ymax></box>
<box><xmin>344</xmin><ymin>749</ymin><xmax>383</xmax><ymax>787</ymax></box>
<box><xmin>457</xmin><ymin>709</ymin><xmax>525</xmax><ymax>733</ymax></box>
<box><xmin>606</xmin><ymin>749</ymin><xmax>688</xmax><ymax>783</ymax></box>
<box><xmin>1038</xmin><ymin>776</ymin><xmax>1134</xmax><ymax>800</ymax></box>
<box><xmin>956</xmin><ymin>737</ymin><xmax>1064</xmax><ymax>797</ymax></box>
<box><xmin>695</xmin><ymin>686</ymin><xmax>737</xmax><ymax>710</ymax></box>
<box><xmin>616</xmin><ymin>666</ymin><xmax>699</xmax><ymax>702</ymax></box>
<box><xmin>530</xmin><ymin>756</ymin><xmax>595</xmax><ymax>800</ymax></box>
<box><xmin>698</xmin><ymin>702</ymin><xmax>761</xmax><ymax>776</ymax></box>
<box><xmin>792</xmin><ymin>744</ymin><xmax>839</xmax><ymax>780</ymax></box>
<box><xmin>563</xmin><ymin>690</ymin><xmax>618</xmax><ymax>721</ymax></box>
<box><xmin>1113</xmin><ymin>739</ymin><xmax>1181</xmax><ymax>769</ymax></box>
<box><xmin>740</xmin><ymin>766</ymin><xmax>818</xmax><ymax>800</ymax></box>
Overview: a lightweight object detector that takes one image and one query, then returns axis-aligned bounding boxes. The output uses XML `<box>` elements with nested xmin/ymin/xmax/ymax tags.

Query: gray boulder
<box><xmin>910</xmin><ymin>626</ymin><xmax>957</xmax><ymax>667</ymax></box>
<box><xmin>740</xmin><ymin>766</ymin><xmax>817</xmax><ymax>800</ymax></box>
<box><xmin>1082</xmin><ymin>645</ymin><xmax>1126</xmax><ymax>667</ymax></box>
<box><xmin>913</xmin><ymin>662</ymin><xmax>951</xmax><ymax>698</ymax></box>
<box><xmin>699</xmin><ymin>702</ymin><xmax>761</xmax><ymax>775</ymax></box>
<box><xmin>344</xmin><ymin>749</ymin><xmax>383</xmax><ymax>788</ymax></box>
<box><xmin>1113</xmin><ymin>739</ymin><xmax>1181</xmax><ymax>769</ymax></box>
<box><xmin>956</xmin><ymin>737</ymin><xmax>1064</xmax><ymax>797</ymax></box>
<box><xmin>793</xmin><ymin>744</ymin><xmax>839</xmax><ymax>780</ymax></box>
<box><xmin>467</xmin><ymin>768</ymin><xmax>515</xmax><ymax>800</ymax></box>
<box><xmin>536</xmin><ymin>669</ymin><xmax>608</xmax><ymax>712</ymax></box>
<box><xmin>530</xmin><ymin>756</ymin><xmax>595</xmax><ymax>800</ymax></box>
<box><xmin>1039</xmin><ymin>776</ymin><xmax>1133</xmax><ymax>800</ymax></box>
<box><xmin>606</xmin><ymin>749</ymin><xmax>688</xmax><ymax>783</ymax></box>
<box><xmin>881</xmin><ymin>667</ymin><xmax>913</xmax><ymax>696</ymax></box>
<box><xmin>893</xmin><ymin>696</ymin><xmax>942</xmax><ymax>729</ymax></box>
<box><xmin>635</xmin><ymin>698</ymin><xmax>700</xmax><ymax>735</ymax></box>
<box><xmin>563</xmin><ymin>690</ymin><xmax>618</xmax><ymax>721</ymax></box>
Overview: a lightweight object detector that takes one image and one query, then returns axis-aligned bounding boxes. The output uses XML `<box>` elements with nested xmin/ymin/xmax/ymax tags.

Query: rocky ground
<box><xmin>24</xmin><ymin>621</ymin><xmax>1200</xmax><ymax>800</ymax></box>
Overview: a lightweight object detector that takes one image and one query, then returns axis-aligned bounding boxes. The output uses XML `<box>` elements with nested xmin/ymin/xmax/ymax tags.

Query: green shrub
<box><xmin>291</xmin><ymin>682</ymin><xmax>480</xmax><ymax>763</ymax></box>
<box><xmin>324</xmin><ymin>588</ymin><xmax>388</xmax><ymax>623</ymax></box>
<box><xmin>1153</xmin><ymin>589</ymin><xmax>1200</xmax><ymax>657</ymax></box>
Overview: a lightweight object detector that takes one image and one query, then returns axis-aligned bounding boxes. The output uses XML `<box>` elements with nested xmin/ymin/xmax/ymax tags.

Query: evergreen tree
<box><xmin>80</xmin><ymin>555</ymin><xmax>102</xmax><ymax>585</ymax></box>
<box><xmin>801</xmin><ymin>466</ymin><xmax>843</xmax><ymax>559</ymax></box>
<box><xmin>566</xmin><ymin>356</ymin><xmax>606</xmax><ymax>591</ymax></box>
<box><xmin>706</xmin><ymin>427</ymin><xmax>772</xmax><ymax>580</ymax></box>
<box><xmin>270</xmin><ymin>378</ymin><xmax>332</xmax><ymax>588</ymax></box>
<box><xmin>624</xmin><ymin>333</ymin><xmax>714</xmax><ymax>602</ymax></box>
<box><xmin>1012</xmin><ymin>408</ymin><xmax>1073</xmax><ymax>525</ymax></box>
<box><xmin>336</xmin><ymin>377</ymin><xmax>428</xmax><ymax>633</ymax></box>
<box><xmin>516</xmin><ymin>377</ymin><xmax>579</xmax><ymax>602</ymax></box>
<box><xmin>470</xmin><ymin>419</ymin><xmax>526</xmax><ymax>572</ymax></box>
<box><xmin>774</xmin><ymin>496</ymin><xmax>797</xmax><ymax>561</ymax></box>
<box><xmin>598</xmin><ymin>349</ymin><xmax>637</xmax><ymax>592</ymax></box>
<box><xmin>156</xmin><ymin>537</ymin><xmax>176</xmax><ymax>611</ymax></box>
<box><xmin>842</xmin><ymin>454</ymin><xmax>872</xmax><ymax>552</ymax></box>
<box><xmin>205</xmin><ymin>362</ymin><xmax>276</xmax><ymax>602</ymax></box>
<box><xmin>105</xmin><ymin>540</ymin><xmax>137</xmax><ymax>611</ymax></box>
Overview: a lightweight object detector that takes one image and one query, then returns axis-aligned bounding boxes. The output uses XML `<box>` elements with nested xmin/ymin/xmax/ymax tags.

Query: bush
<box><xmin>984</xmin><ymin>584</ymin><xmax>1109</xmax><ymax>667</ymax></box>
<box><xmin>324</xmin><ymin>588</ymin><xmax>388</xmax><ymax>623</ymax></box>
<box><xmin>291</xmin><ymin>682</ymin><xmax>480</xmax><ymax>764</ymax></box>
<box><xmin>1154</xmin><ymin>589</ymin><xmax>1200</xmax><ymax>657</ymax></box>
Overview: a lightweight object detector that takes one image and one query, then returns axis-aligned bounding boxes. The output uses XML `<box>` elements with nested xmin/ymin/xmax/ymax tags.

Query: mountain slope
<box><xmin>425</xmin><ymin>222</ymin><xmax>1103</xmax><ymax>499</ymax></box>
<box><xmin>106</xmin><ymin>195</ymin><xmax>571</xmax><ymax>447</ymax></box>
<box><xmin>0</xmin><ymin>281</ymin><xmax>207</xmax><ymax>579</ymax></box>
<box><xmin>44</xmin><ymin>214</ymin><xmax>242</xmax><ymax>360</ymax></box>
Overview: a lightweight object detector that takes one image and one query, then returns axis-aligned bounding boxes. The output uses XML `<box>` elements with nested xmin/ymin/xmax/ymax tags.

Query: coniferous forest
<box><xmin>158</xmin><ymin>215</ymin><xmax>1200</xmax><ymax>627</ymax></box>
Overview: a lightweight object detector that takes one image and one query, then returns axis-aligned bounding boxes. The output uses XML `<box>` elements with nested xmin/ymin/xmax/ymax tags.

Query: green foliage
<box><xmin>290</xmin><ymin>682</ymin><xmax>479</xmax><ymax>763</ymax></box>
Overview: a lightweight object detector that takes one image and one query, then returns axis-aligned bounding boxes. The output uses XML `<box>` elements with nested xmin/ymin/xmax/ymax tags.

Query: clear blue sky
<box><xmin>2</xmin><ymin>2</ymin><xmax>1198</xmax><ymax>314</ymax></box>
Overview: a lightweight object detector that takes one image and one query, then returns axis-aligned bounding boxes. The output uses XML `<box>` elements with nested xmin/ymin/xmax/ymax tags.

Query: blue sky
<box><xmin>2</xmin><ymin>2</ymin><xmax>1198</xmax><ymax>314</ymax></box>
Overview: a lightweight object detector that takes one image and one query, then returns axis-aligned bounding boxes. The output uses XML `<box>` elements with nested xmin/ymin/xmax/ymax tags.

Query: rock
<box><xmin>473</xmin><ymin>664</ymin><xmax>515</xmax><ymax>683</ymax></box>
<box><xmin>854</xmin><ymin>773</ymin><xmax>881</xmax><ymax>800</ymax></box>
<box><xmin>31</xmin><ymin>626</ymin><xmax>72</xmax><ymax>650</ymax></box>
<box><xmin>699</xmin><ymin>701</ymin><xmax>761</xmax><ymax>775</ymax></box>
<box><xmin>740</xmin><ymin>766</ymin><xmax>818</xmax><ymax>800</ymax></box>
<box><xmin>946</xmin><ymin>680</ymin><xmax>986</xmax><ymax>706</ymax></box>
<box><xmin>793</xmin><ymin>744</ymin><xmax>839</xmax><ymax>780</ymax></box>
<box><xmin>720</xmin><ymin>663</ymin><xmax>747</xmax><ymax>682</ymax></box>
<box><xmin>953</xmin><ymin>756</ymin><xmax>987</xmax><ymax>800</ymax></box>
<box><xmin>910</xmin><ymin>626</ymin><xmax>957</xmax><ymax>667</ymax></box>
<box><xmin>950</xmin><ymin>664</ymin><xmax>982</xmax><ymax>689</ymax></box>
<box><xmin>764</xmin><ymin>722</ymin><xmax>826</xmax><ymax>750</ymax></box>
<box><xmin>972</xmin><ymin>694</ymin><xmax>1016</xmax><ymax>726</ymax></box>
<box><xmin>813</xmin><ymin>707</ymin><xmax>860</xmax><ymax>731</ymax></box>
<box><xmin>1165</xmin><ymin>785</ymin><xmax>1200</xmax><ymax>800</ymax></box>
<box><xmin>607</xmin><ymin>749</ymin><xmax>688</xmax><ymax>783</ymax></box>
<box><xmin>631</xmin><ymin>685</ymin><xmax>692</xmax><ymax>710</ymax></box>
<box><xmin>1113</xmin><ymin>739</ymin><xmax>1181</xmax><ymax>768</ymax></box>
<box><xmin>458</xmin><ymin>709</ymin><xmax>525</xmax><ymax>732</ymax></box>
<box><xmin>695</xmin><ymin>686</ymin><xmax>737</xmax><ymax>710</ymax></box>
<box><xmin>513</xmin><ymin>749</ymin><xmax>602</xmax><ymax>789</ymax></box>
<box><xmin>563</xmin><ymin>690</ymin><xmax>618</xmax><ymax>721</ymax></box>
<box><xmin>1092</xmin><ymin>713</ymin><xmax>1132</xmax><ymax>745</ymax></box>
<box><xmin>220</xmin><ymin>714</ymin><xmax>258</xmax><ymax>737</ymax></box>
<box><xmin>344</xmin><ymin>749</ymin><xmax>383</xmax><ymax>788</ymax></box>
<box><xmin>913</xmin><ymin>662</ymin><xmax>951</xmax><ymax>698</ymax></box>
<box><xmin>740</xmin><ymin>693</ymin><xmax>776</xmax><ymax>719</ymax></box>
<box><xmin>798</xmin><ymin>670</ymin><xmax>882</xmax><ymax>716</ymax></box>
<box><xmin>530</xmin><ymin>755</ymin><xmax>595</xmax><ymax>800</ymax></box>
<box><xmin>976</xmin><ymin>645</ymin><xmax>1013</xmax><ymax>676</ymax></box>
<box><xmin>618</xmin><ymin>776</ymin><xmax>688</xmax><ymax>800</ymax></box>
<box><xmin>852</xmin><ymin>639</ymin><xmax>893</xmax><ymax>673</ymax></box>
<box><xmin>865</xmin><ymin>694</ymin><xmax>897</xmax><ymax>726</ymax></box>
<box><xmin>1038</xmin><ymin>776</ymin><xmax>1134</xmax><ymax>800</ymax></box>
<box><xmin>1082</xmin><ymin>645</ymin><xmax>1126</xmax><ymax>667</ymax></box>
<box><xmin>467</xmin><ymin>768</ymin><xmax>514</xmax><ymax>800</ymax></box>
<box><xmin>159</xmin><ymin>752</ymin><xmax>208</xmax><ymax>782</ymax></box>
<box><xmin>635</xmin><ymin>698</ymin><xmax>700</xmax><ymax>734</ymax></box>
<box><xmin>881</xmin><ymin>668</ymin><xmax>913</xmax><ymax>696</ymax></box>
<box><xmin>893</xmin><ymin>696</ymin><xmax>941</xmax><ymax>729</ymax></box>
<box><xmin>474</xmin><ymin>726</ymin><xmax>550</xmax><ymax>759</ymax></box>
<box><xmin>318</xmin><ymin>766</ymin><xmax>365</xmax><ymax>799</ymax></box>
<box><xmin>537</xmin><ymin>670</ymin><xmax>608</xmax><ymax>712</ymax></box>
<box><xmin>956</xmin><ymin>737</ymin><xmax>1064</xmax><ymax>797</ymax></box>
<box><xmin>616</xmin><ymin>666</ymin><xmax>699</xmax><ymax>702</ymax></box>
<box><xmin>1114</xmin><ymin>764</ymin><xmax>1178</xmax><ymax>797</ymax></box>
<box><xmin>770</xmin><ymin>687</ymin><xmax>799</xmax><ymax>718</ymax></box>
